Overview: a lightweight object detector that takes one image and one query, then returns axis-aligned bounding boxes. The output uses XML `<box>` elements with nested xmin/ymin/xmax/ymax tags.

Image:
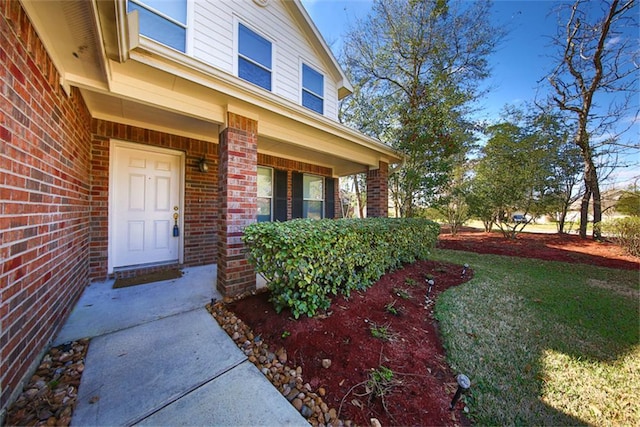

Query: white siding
<box><xmin>190</xmin><ymin>0</ymin><xmax>340</xmax><ymax>120</ymax></box>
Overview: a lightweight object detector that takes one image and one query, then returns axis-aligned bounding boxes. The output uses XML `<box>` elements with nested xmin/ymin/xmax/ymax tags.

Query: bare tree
<box><xmin>547</xmin><ymin>0</ymin><xmax>639</xmax><ymax>239</ymax></box>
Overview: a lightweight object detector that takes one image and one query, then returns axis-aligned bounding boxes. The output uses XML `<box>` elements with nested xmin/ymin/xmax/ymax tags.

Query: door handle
<box><xmin>173</xmin><ymin>209</ymin><xmax>179</xmax><ymax>237</ymax></box>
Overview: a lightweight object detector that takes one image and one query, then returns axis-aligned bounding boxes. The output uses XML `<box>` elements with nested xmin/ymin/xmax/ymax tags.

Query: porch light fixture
<box><xmin>198</xmin><ymin>158</ymin><xmax>209</xmax><ymax>173</ymax></box>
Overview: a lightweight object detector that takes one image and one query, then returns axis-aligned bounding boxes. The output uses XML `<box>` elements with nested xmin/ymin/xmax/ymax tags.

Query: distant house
<box><xmin>0</xmin><ymin>0</ymin><xmax>401</xmax><ymax>415</ymax></box>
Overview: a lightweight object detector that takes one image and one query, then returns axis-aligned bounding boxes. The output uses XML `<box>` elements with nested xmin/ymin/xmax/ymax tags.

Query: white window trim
<box><xmin>303</xmin><ymin>173</ymin><xmax>324</xmax><ymax>219</ymax></box>
<box><xmin>300</xmin><ymin>60</ymin><xmax>325</xmax><ymax>115</ymax></box>
<box><xmin>129</xmin><ymin>0</ymin><xmax>190</xmax><ymax>53</ymax></box>
<box><xmin>185</xmin><ymin>0</ymin><xmax>194</xmax><ymax>56</ymax></box>
<box><xmin>257</xmin><ymin>166</ymin><xmax>274</xmax><ymax>222</ymax></box>
<box><xmin>233</xmin><ymin>16</ymin><xmax>276</xmax><ymax>91</ymax></box>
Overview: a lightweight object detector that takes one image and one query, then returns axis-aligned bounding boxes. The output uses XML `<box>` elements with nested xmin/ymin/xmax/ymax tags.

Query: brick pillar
<box><xmin>366</xmin><ymin>161</ymin><xmax>389</xmax><ymax>217</ymax></box>
<box><xmin>217</xmin><ymin>113</ymin><xmax>257</xmax><ymax>296</ymax></box>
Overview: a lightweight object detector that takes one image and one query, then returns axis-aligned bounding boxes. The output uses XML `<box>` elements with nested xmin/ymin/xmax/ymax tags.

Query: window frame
<box><xmin>257</xmin><ymin>166</ymin><xmax>274</xmax><ymax>222</ymax></box>
<box><xmin>128</xmin><ymin>0</ymin><xmax>189</xmax><ymax>53</ymax></box>
<box><xmin>237</xmin><ymin>22</ymin><xmax>273</xmax><ymax>91</ymax></box>
<box><xmin>302</xmin><ymin>173</ymin><xmax>324</xmax><ymax>219</ymax></box>
<box><xmin>301</xmin><ymin>63</ymin><xmax>324</xmax><ymax>114</ymax></box>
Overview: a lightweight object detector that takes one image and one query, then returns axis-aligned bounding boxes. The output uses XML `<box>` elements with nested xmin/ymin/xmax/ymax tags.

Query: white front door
<box><xmin>110</xmin><ymin>143</ymin><xmax>183</xmax><ymax>270</ymax></box>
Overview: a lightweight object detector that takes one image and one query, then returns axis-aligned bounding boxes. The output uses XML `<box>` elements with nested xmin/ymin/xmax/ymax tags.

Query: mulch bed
<box><xmin>225</xmin><ymin>260</ymin><xmax>474</xmax><ymax>426</ymax></box>
<box><xmin>6</xmin><ymin>228</ymin><xmax>636</xmax><ymax>426</ymax></box>
<box><xmin>437</xmin><ymin>227</ymin><xmax>638</xmax><ymax>271</ymax></box>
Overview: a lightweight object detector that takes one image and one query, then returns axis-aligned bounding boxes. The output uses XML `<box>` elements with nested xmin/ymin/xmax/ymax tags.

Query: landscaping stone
<box><xmin>5</xmin><ymin>339</ymin><xmax>89</xmax><ymax>427</ymax></box>
<box><xmin>207</xmin><ymin>297</ymin><xmax>347</xmax><ymax>427</ymax></box>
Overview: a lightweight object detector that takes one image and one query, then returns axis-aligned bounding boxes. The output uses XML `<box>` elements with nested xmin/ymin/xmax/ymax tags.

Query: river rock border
<box><xmin>4</xmin><ymin>339</ymin><xmax>89</xmax><ymax>426</ymax></box>
<box><xmin>207</xmin><ymin>295</ymin><xmax>352</xmax><ymax>427</ymax></box>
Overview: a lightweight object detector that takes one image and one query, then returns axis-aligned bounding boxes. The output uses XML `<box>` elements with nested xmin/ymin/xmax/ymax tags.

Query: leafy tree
<box><xmin>470</xmin><ymin>109</ymin><xmax>567</xmax><ymax>239</ymax></box>
<box><xmin>341</xmin><ymin>0</ymin><xmax>503</xmax><ymax>217</ymax></box>
<box><xmin>530</xmin><ymin>108</ymin><xmax>584</xmax><ymax>233</ymax></box>
<box><xmin>615</xmin><ymin>189</ymin><xmax>640</xmax><ymax>216</ymax></box>
<box><xmin>546</xmin><ymin>0</ymin><xmax>638</xmax><ymax>239</ymax></box>
<box><xmin>435</xmin><ymin>156</ymin><xmax>472</xmax><ymax>235</ymax></box>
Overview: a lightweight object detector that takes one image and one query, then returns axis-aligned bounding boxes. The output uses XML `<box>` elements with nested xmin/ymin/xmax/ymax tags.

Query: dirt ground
<box><xmin>226</xmin><ymin>229</ymin><xmax>638</xmax><ymax>426</ymax></box>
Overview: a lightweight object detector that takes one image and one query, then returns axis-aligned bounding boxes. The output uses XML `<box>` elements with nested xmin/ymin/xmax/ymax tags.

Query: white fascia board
<box><xmin>124</xmin><ymin>39</ymin><xmax>401</xmax><ymax>163</ymax></box>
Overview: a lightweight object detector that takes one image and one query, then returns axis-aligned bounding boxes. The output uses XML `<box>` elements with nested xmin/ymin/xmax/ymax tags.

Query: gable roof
<box><xmin>283</xmin><ymin>0</ymin><xmax>353</xmax><ymax>99</ymax></box>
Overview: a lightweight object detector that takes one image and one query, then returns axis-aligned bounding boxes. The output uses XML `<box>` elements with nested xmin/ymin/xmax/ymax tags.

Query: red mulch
<box><xmin>438</xmin><ymin>227</ymin><xmax>639</xmax><ymax>271</ymax></box>
<box><xmin>226</xmin><ymin>228</ymin><xmax>638</xmax><ymax>426</ymax></box>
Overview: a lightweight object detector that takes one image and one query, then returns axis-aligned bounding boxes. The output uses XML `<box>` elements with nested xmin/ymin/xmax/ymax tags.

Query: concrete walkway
<box><xmin>54</xmin><ymin>265</ymin><xmax>307</xmax><ymax>426</ymax></box>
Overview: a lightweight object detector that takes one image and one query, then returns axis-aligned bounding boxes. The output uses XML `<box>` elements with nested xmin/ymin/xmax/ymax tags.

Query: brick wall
<box><xmin>89</xmin><ymin>120</ymin><xmax>219</xmax><ymax>280</ymax></box>
<box><xmin>0</xmin><ymin>0</ymin><xmax>92</xmax><ymax>413</ymax></box>
<box><xmin>217</xmin><ymin>113</ymin><xmax>258</xmax><ymax>296</ymax></box>
<box><xmin>366</xmin><ymin>161</ymin><xmax>389</xmax><ymax>218</ymax></box>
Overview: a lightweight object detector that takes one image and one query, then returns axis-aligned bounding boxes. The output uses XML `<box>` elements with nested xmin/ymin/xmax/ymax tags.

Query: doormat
<box><xmin>113</xmin><ymin>269</ymin><xmax>183</xmax><ymax>289</ymax></box>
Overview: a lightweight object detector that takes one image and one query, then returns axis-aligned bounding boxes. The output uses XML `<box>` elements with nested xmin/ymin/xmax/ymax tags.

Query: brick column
<box><xmin>217</xmin><ymin>113</ymin><xmax>257</xmax><ymax>296</ymax></box>
<box><xmin>366</xmin><ymin>161</ymin><xmax>389</xmax><ymax>217</ymax></box>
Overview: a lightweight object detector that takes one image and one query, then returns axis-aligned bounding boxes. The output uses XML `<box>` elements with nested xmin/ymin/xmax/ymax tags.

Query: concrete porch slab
<box><xmin>71</xmin><ymin>308</ymin><xmax>246</xmax><ymax>426</ymax></box>
<box><xmin>53</xmin><ymin>265</ymin><xmax>220</xmax><ymax>345</ymax></box>
<box><xmin>137</xmin><ymin>361</ymin><xmax>309</xmax><ymax>426</ymax></box>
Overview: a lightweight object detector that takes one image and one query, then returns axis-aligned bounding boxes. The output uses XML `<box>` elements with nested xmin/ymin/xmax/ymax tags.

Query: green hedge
<box><xmin>242</xmin><ymin>218</ymin><xmax>440</xmax><ymax>318</ymax></box>
<box><xmin>601</xmin><ymin>216</ymin><xmax>640</xmax><ymax>257</ymax></box>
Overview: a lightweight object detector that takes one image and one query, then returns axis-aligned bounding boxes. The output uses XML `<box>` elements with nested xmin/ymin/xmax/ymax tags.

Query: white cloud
<box><xmin>604</xmin><ymin>36</ymin><xmax>621</xmax><ymax>49</ymax></box>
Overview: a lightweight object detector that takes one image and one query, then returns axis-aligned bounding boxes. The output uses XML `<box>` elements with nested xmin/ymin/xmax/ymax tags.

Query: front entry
<box><xmin>109</xmin><ymin>142</ymin><xmax>184</xmax><ymax>271</ymax></box>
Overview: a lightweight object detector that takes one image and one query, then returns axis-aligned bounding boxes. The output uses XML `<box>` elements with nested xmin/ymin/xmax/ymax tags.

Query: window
<box><xmin>257</xmin><ymin>167</ymin><xmax>273</xmax><ymax>222</ymax></box>
<box><xmin>128</xmin><ymin>0</ymin><xmax>187</xmax><ymax>52</ymax></box>
<box><xmin>303</xmin><ymin>174</ymin><xmax>324</xmax><ymax>219</ymax></box>
<box><xmin>302</xmin><ymin>64</ymin><xmax>324</xmax><ymax>114</ymax></box>
<box><xmin>238</xmin><ymin>24</ymin><xmax>272</xmax><ymax>91</ymax></box>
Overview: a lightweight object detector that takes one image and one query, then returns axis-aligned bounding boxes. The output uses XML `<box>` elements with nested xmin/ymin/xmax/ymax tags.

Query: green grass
<box><xmin>432</xmin><ymin>249</ymin><xmax>639</xmax><ymax>426</ymax></box>
<box><xmin>463</xmin><ymin>219</ymin><xmax>593</xmax><ymax>234</ymax></box>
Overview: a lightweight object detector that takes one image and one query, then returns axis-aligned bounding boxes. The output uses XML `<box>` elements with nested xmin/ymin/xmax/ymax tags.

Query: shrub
<box><xmin>601</xmin><ymin>217</ymin><xmax>640</xmax><ymax>257</ymax></box>
<box><xmin>242</xmin><ymin>218</ymin><xmax>440</xmax><ymax>318</ymax></box>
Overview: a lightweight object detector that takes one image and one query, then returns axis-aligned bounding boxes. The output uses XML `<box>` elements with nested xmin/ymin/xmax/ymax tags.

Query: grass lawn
<box><xmin>432</xmin><ymin>249</ymin><xmax>639</xmax><ymax>426</ymax></box>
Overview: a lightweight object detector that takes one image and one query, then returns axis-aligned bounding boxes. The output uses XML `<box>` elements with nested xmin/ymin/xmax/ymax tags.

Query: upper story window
<box><xmin>238</xmin><ymin>23</ymin><xmax>272</xmax><ymax>91</ymax></box>
<box><xmin>128</xmin><ymin>0</ymin><xmax>187</xmax><ymax>52</ymax></box>
<box><xmin>302</xmin><ymin>64</ymin><xmax>324</xmax><ymax>114</ymax></box>
<box><xmin>257</xmin><ymin>166</ymin><xmax>273</xmax><ymax>222</ymax></box>
<box><xmin>303</xmin><ymin>174</ymin><xmax>324</xmax><ymax>219</ymax></box>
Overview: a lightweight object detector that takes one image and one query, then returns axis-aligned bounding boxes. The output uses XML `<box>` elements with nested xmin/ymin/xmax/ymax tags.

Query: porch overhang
<box><xmin>21</xmin><ymin>0</ymin><xmax>403</xmax><ymax>177</ymax></box>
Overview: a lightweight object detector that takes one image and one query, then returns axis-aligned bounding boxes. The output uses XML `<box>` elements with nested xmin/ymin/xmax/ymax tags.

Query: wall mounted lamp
<box><xmin>198</xmin><ymin>158</ymin><xmax>209</xmax><ymax>173</ymax></box>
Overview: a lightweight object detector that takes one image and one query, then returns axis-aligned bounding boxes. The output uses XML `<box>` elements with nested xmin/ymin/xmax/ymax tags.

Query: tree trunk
<box><xmin>557</xmin><ymin>205</ymin><xmax>567</xmax><ymax>234</ymax></box>
<box><xmin>579</xmin><ymin>184</ymin><xmax>591</xmax><ymax>239</ymax></box>
<box><xmin>585</xmin><ymin>160</ymin><xmax>602</xmax><ymax>239</ymax></box>
<box><xmin>354</xmin><ymin>176</ymin><xmax>364</xmax><ymax>219</ymax></box>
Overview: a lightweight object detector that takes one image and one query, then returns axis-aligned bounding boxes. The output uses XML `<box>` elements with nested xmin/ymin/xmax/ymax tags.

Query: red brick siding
<box><xmin>366</xmin><ymin>161</ymin><xmax>389</xmax><ymax>218</ymax></box>
<box><xmin>217</xmin><ymin>113</ymin><xmax>258</xmax><ymax>296</ymax></box>
<box><xmin>89</xmin><ymin>120</ymin><xmax>219</xmax><ymax>280</ymax></box>
<box><xmin>257</xmin><ymin>153</ymin><xmax>338</xmax><ymax>219</ymax></box>
<box><xmin>1</xmin><ymin>0</ymin><xmax>92</xmax><ymax>411</ymax></box>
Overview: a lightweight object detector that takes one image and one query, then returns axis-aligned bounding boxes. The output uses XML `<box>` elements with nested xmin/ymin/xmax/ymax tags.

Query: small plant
<box><xmin>404</xmin><ymin>277</ymin><xmax>418</xmax><ymax>287</ymax></box>
<box><xmin>367</xmin><ymin>365</ymin><xmax>395</xmax><ymax>397</ymax></box>
<box><xmin>369</xmin><ymin>322</ymin><xmax>394</xmax><ymax>341</ymax></box>
<box><xmin>385</xmin><ymin>300</ymin><xmax>401</xmax><ymax>316</ymax></box>
<box><xmin>281</xmin><ymin>330</ymin><xmax>291</xmax><ymax>339</ymax></box>
<box><xmin>393</xmin><ymin>287</ymin><xmax>411</xmax><ymax>299</ymax></box>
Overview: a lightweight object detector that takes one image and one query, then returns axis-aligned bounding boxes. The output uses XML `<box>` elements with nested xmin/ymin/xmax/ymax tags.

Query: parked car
<box><xmin>512</xmin><ymin>214</ymin><xmax>528</xmax><ymax>223</ymax></box>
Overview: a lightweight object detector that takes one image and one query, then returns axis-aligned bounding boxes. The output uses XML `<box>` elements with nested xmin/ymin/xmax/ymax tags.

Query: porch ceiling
<box><xmin>21</xmin><ymin>0</ymin><xmax>401</xmax><ymax>177</ymax></box>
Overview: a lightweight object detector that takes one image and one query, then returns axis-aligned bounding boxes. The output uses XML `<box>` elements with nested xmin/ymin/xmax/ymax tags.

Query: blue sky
<box><xmin>301</xmin><ymin>0</ymin><xmax>639</xmax><ymax>188</ymax></box>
